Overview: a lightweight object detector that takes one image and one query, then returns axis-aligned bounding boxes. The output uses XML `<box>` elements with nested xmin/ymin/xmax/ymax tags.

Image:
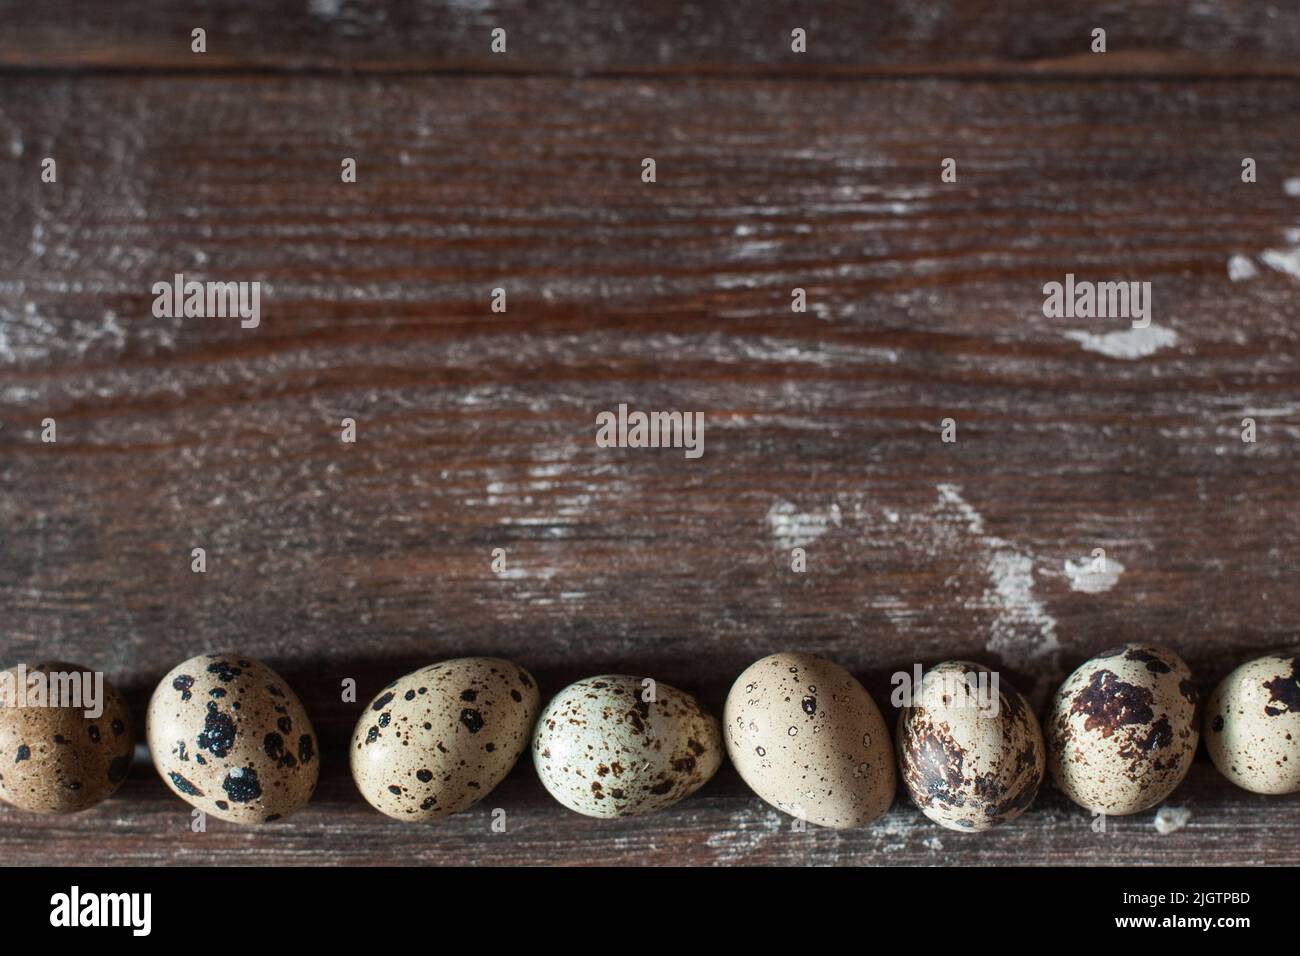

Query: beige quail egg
<box><xmin>0</xmin><ymin>661</ymin><xmax>134</xmax><ymax>813</ymax></box>
<box><xmin>351</xmin><ymin>657</ymin><xmax>540</xmax><ymax>822</ymax></box>
<box><xmin>532</xmin><ymin>675</ymin><xmax>722</xmax><ymax>817</ymax></box>
<box><xmin>147</xmin><ymin>653</ymin><xmax>318</xmax><ymax>823</ymax></box>
<box><xmin>896</xmin><ymin>661</ymin><xmax>1044</xmax><ymax>831</ymax></box>
<box><xmin>1046</xmin><ymin>643</ymin><xmax>1198</xmax><ymax>815</ymax></box>
<box><xmin>725</xmin><ymin>652</ymin><xmax>895</xmax><ymax>828</ymax></box>
<box><xmin>1205</xmin><ymin>652</ymin><xmax>1300</xmax><ymax>794</ymax></box>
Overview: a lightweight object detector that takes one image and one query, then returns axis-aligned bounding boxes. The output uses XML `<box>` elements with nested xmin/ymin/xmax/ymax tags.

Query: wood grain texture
<box><xmin>1</xmin><ymin>0</ymin><xmax>1298</xmax><ymax>76</ymax></box>
<box><xmin>1</xmin><ymin>63</ymin><xmax>1299</xmax><ymax>863</ymax></box>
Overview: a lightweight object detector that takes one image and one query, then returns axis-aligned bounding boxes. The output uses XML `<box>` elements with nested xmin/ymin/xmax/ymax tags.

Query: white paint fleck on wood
<box><xmin>936</xmin><ymin>485</ymin><xmax>1060</xmax><ymax>667</ymax></box>
<box><xmin>1227</xmin><ymin>254</ymin><xmax>1258</xmax><ymax>281</ymax></box>
<box><xmin>1260</xmin><ymin>246</ymin><xmax>1300</xmax><ymax>280</ymax></box>
<box><xmin>766</xmin><ymin>501</ymin><xmax>842</xmax><ymax>549</ymax></box>
<box><xmin>1062</xmin><ymin>556</ymin><xmax>1126</xmax><ymax>594</ymax></box>
<box><xmin>1064</xmin><ymin>324</ymin><xmax>1179</xmax><ymax>360</ymax></box>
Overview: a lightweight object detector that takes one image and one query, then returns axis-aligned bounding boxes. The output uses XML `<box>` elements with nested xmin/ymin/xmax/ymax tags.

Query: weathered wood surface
<box><xmin>2</xmin><ymin>0</ymin><xmax>1298</xmax><ymax>76</ymax></box>
<box><xmin>1</xmin><ymin>17</ymin><xmax>1299</xmax><ymax>865</ymax></box>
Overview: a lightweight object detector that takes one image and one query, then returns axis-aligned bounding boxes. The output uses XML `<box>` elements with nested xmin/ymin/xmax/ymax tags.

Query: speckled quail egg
<box><xmin>147</xmin><ymin>653</ymin><xmax>318</xmax><ymax>824</ymax></box>
<box><xmin>896</xmin><ymin>661</ymin><xmax>1044</xmax><ymax>831</ymax></box>
<box><xmin>0</xmin><ymin>661</ymin><xmax>134</xmax><ymax>813</ymax></box>
<box><xmin>725</xmin><ymin>653</ymin><xmax>895</xmax><ymax>829</ymax></box>
<box><xmin>532</xmin><ymin>676</ymin><xmax>722</xmax><ymax>817</ymax></box>
<box><xmin>351</xmin><ymin>657</ymin><xmax>540</xmax><ymax>822</ymax></box>
<box><xmin>1046</xmin><ymin>643</ymin><xmax>1198</xmax><ymax>815</ymax></box>
<box><xmin>1205</xmin><ymin>652</ymin><xmax>1300</xmax><ymax>795</ymax></box>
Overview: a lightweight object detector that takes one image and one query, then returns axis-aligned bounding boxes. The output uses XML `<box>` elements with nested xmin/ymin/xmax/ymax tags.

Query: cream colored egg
<box><xmin>351</xmin><ymin>657</ymin><xmax>540</xmax><ymax>822</ymax></box>
<box><xmin>147</xmin><ymin>653</ymin><xmax>318</xmax><ymax>824</ymax></box>
<box><xmin>1046</xmin><ymin>643</ymin><xmax>1198</xmax><ymax>815</ymax></box>
<box><xmin>532</xmin><ymin>676</ymin><xmax>722</xmax><ymax>817</ymax></box>
<box><xmin>0</xmin><ymin>661</ymin><xmax>134</xmax><ymax>813</ymax></box>
<box><xmin>1205</xmin><ymin>653</ymin><xmax>1300</xmax><ymax>795</ymax></box>
<box><xmin>725</xmin><ymin>653</ymin><xmax>895</xmax><ymax>829</ymax></box>
<box><xmin>896</xmin><ymin>661</ymin><xmax>1044</xmax><ymax>831</ymax></box>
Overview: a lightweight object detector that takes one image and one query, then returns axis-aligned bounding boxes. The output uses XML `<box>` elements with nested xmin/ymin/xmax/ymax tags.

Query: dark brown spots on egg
<box><xmin>172</xmin><ymin>675</ymin><xmax>195</xmax><ymax>701</ymax></box>
<box><xmin>111</xmin><ymin>719</ymin><xmax>124</xmax><ymax>737</ymax></box>
<box><xmin>87</xmin><ymin>725</ymin><xmax>101</xmax><ymax>744</ymax></box>
<box><xmin>15</xmin><ymin>745</ymin><xmax>30</xmax><ymax>763</ymax></box>
<box><xmin>196</xmin><ymin>702</ymin><xmax>236</xmax><ymax>758</ymax></box>
<box><xmin>207</xmin><ymin>661</ymin><xmax>243</xmax><ymax>683</ymax></box>
<box><xmin>298</xmin><ymin>735</ymin><xmax>315</xmax><ymax>764</ymax></box>
<box><xmin>1140</xmin><ymin>717</ymin><xmax>1173</xmax><ymax>752</ymax></box>
<box><xmin>264</xmin><ymin>732</ymin><xmax>285</xmax><ymax>760</ymax></box>
<box><xmin>1263</xmin><ymin>660</ymin><xmax>1300</xmax><ymax>716</ymax></box>
<box><xmin>1071</xmin><ymin>670</ymin><xmax>1154</xmax><ymax>737</ymax></box>
<box><xmin>222</xmin><ymin>768</ymin><xmax>261</xmax><ymax>803</ymax></box>
<box><xmin>1212</xmin><ymin>715</ymin><xmax>1225</xmax><ymax>732</ymax></box>
<box><xmin>460</xmin><ymin>709</ymin><xmax>485</xmax><ymax>733</ymax></box>
<box><xmin>372</xmin><ymin>692</ymin><xmax>395</xmax><ymax>711</ymax></box>
<box><xmin>801</xmin><ymin>696</ymin><xmax>817</xmax><ymax>715</ymax></box>
<box><xmin>1124</xmin><ymin>647</ymin><xmax>1171</xmax><ymax>674</ymax></box>
<box><xmin>909</xmin><ymin>727</ymin><xmax>966</xmax><ymax>807</ymax></box>
<box><xmin>461</xmin><ymin>690</ymin><xmax>477</xmax><ymax>702</ymax></box>
<box><xmin>169</xmin><ymin>771</ymin><xmax>203</xmax><ymax>796</ymax></box>
<box><xmin>263</xmin><ymin>732</ymin><xmax>297</xmax><ymax>768</ymax></box>
<box><xmin>277</xmin><ymin>716</ymin><xmax>292</xmax><ymax>734</ymax></box>
<box><xmin>511</xmin><ymin>689</ymin><xmax>522</xmax><ymax>702</ymax></box>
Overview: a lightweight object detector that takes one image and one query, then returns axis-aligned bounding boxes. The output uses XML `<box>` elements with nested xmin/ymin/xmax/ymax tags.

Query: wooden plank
<box><xmin>1</xmin><ymin>73</ymin><xmax>1299</xmax><ymax>863</ymax></box>
<box><xmin>1</xmin><ymin>1</ymin><xmax>1298</xmax><ymax>76</ymax></box>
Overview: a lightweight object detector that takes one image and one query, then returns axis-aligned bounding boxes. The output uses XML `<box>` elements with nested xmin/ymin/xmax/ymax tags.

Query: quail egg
<box><xmin>351</xmin><ymin>657</ymin><xmax>540</xmax><ymax>822</ymax></box>
<box><xmin>0</xmin><ymin>661</ymin><xmax>133</xmax><ymax>813</ymax></box>
<box><xmin>147</xmin><ymin>653</ymin><xmax>318</xmax><ymax>823</ymax></box>
<box><xmin>725</xmin><ymin>652</ymin><xmax>896</xmax><ymax>828</ymax></box>
<box><xmin>1046</xmin><ymin>643</ymin><xmax>1198</xmax><ymax>815</ymax></box>
<box><xmin>1205</xmin><ymin>652</ymin><xmax>1300</xmax><ymax>794</ymax></box>
<box><xmin>896</xmin><ymin>661</ymin><xmax>1044</xmax><ymax>831</ymax></box>
<box><xmin>532</xmin><ymin>675</ymin><xmax>722</xmax><ymax>817</ymax></box>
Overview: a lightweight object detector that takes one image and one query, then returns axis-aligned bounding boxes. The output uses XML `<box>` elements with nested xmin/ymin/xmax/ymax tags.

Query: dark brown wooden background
<box><xmin>1</xmin><ymin>1</ymin><xmax>1298</xmax><ymax>865</ymax></box>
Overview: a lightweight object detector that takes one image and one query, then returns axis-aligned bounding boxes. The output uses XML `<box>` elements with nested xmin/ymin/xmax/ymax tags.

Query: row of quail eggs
<box><xmin>0</xmin><ymin>646</ymin><xmax>1296</xmax><ymax>829</ymax></box>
